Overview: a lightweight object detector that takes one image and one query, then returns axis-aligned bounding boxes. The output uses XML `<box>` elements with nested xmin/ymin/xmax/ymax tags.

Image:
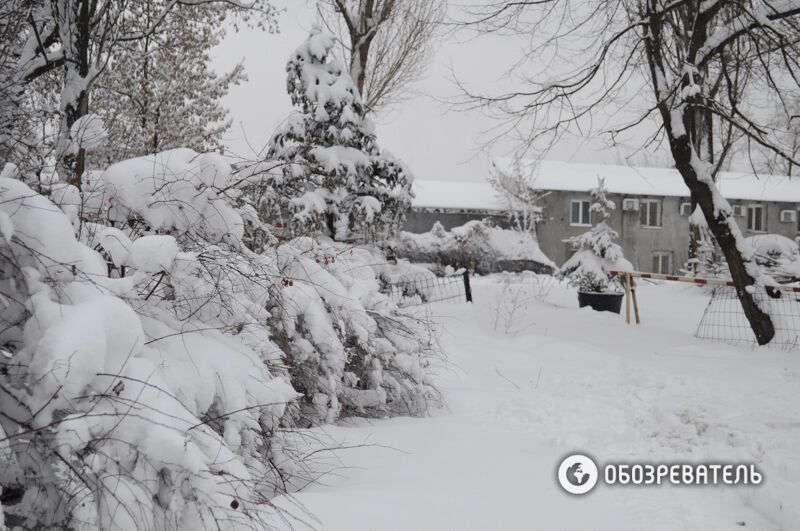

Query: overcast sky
<box><xmin>212</xmin><ymin>1</ymin><xmax>671</xmax><ymax>183</ymax></box>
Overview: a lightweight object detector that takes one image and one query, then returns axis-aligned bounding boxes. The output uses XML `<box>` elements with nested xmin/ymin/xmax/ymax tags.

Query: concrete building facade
<box><xmin>405</xmin><ymin>161</ymin><xmax>800</xmax><ymax>274</ymax></box>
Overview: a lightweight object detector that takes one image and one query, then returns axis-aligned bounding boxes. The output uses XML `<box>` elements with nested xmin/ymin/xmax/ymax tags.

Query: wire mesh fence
<box><xmin>382</xmin><ymin>272</ymin><xmax>471</xmax><ymax>308</ymax></box>
<box><xmin>696</xmin><ymin>286</ymin><xmax>800</xmax><ymax>350</ymax></box>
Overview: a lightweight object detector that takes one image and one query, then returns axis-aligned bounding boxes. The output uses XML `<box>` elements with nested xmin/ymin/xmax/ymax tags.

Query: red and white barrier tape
<box><xmin>607</xmin><ymin>271</ymin><xmax>800</xmax><ymax>294</ymax></box>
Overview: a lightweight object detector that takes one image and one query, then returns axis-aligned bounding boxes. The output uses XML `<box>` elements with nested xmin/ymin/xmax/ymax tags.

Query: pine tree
<box><xmin>559</xmin><ymin>178</ymin><xmax>631</xmax><ymax>292</ymax></box>
<box><xmin>267</xmin><ymin>27</ymin><xmax>413</xmax><ymax>243</ymax></box>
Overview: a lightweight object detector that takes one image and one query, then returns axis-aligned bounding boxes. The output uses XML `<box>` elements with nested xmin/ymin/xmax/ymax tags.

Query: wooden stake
<box><xmin>624</xmin><ymin>273</ymin><xmax>631</xmax><ymax>324</ymax></box>
<box><xmin>631</xmin><ymin>280</ymin><xmax>640</xmax><ymax>324</ymax></box>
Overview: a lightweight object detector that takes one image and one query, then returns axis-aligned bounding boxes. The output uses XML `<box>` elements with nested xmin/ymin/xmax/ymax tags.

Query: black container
<box><xmin>577</xmin><ymin>291</ymin><xmax>624</xmax><ymax>314</ymax></box>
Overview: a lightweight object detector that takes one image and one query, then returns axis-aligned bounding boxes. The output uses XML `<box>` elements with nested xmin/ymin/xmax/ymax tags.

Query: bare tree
<box><xmin>488</xmin><ymin>158</ymin><xmax>548</xmax><ymax>233</ymax></box>
<box><xmin>758</xmin><ymin>91</ymin><xmax>800</xmax><ymax>176</ymax></box>
<box><xmin>0</xmin><ymin>1</ymin><xmax>33</xmax><ymax>166</ymax></box>
<box><xmin>12</xmin><ymin>0</ymin><xmax>277</xmax><ymax>185</ymax></box>
<box><xmin>92</xmin><ymin>1</ymin><xmax>247</xmax><ymax>165</ymax></box>
<box><xmin>460</xmin><ymin>0</ymin><xmax>800</xmax><ymax>344</ymax></box>
<box><xmin>318</xmin><ymin>0</ymin><xmax>444</xmax><ymax>114</ymax></box>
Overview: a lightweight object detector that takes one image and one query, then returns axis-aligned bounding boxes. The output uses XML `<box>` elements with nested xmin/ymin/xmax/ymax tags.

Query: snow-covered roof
<box><xmin>497</xmin><ymin>159</ymin><xmax>800</xmax><ymax>203</ymax></box>
<box><xmin>412</xmin><ymin>160</ymin><xmax>800</xmax><ymax>210</ymax></box>
<box><xmin>412</xmin><ymin>179</ymin><xmax>504</xmax><ymax>210</ymax></box>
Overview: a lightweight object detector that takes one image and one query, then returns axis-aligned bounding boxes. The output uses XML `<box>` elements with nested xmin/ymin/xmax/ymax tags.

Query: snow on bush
<box><xmin>558</xmin><ymin>178</ymin><xmax>632</xmax><ymax>293</ymax></box>
<box><xmin>65</xmin><ymin>113</ymin><xmax>108</xmax><ymax>155</ymax></box>
<box><xmin>747</xmin><ymin>234</ymin><xmax>799</xmax><ymax>264</ymax></box>
<box><xmin>0</xmin><ymin>172</ymin><xmax>296</xmax><ymax>528</ymax></box>
<box><xmin>396</xmin><ymin>219</ymin><xmax>555</xmax><ymax>274</ymax></box>
<box><xmin>685</xmin><ymin>215</ymin><xmax>799</xmax><ymax>283</ymax></box>
<box><xmin>0</xmin><ymin>146</ymin><xmax>439</xmax><ymax>527</ymax></box>
<box><xmin>746</xmin><ymin>233</ymin><xmax>800</xmax><ymax>283</ymax></box>
<box><xmin>101</xmin><ymin>148</ymin><xmax>244</xmax><ymax>243</ymax></box>
<box><xmin>262</xmin><ymin>27</ymin><xmax>413</xmax><ymax>243</ymax></box>
<box><xmin>269</xmin><ymin>237</ymin><xmax>438</xmax><ymax>425</ymax></box>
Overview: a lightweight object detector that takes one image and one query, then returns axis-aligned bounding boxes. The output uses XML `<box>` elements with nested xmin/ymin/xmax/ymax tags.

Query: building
<box><xmin>404</xmin><ymin>179</ymin><xmax>510</xmax><ymax>233</ymax></box>
<box><xmin>405</xmin><ymin>160</ymin><xmax>800</xmax><ymax>274</ymax></box>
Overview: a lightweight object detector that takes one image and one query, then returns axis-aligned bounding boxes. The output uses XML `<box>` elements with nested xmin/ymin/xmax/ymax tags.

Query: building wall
<box><xmin>403</xmin><ymin>209</ymin><xmax>508</xmax><ymax>233</ymax></box>
<box><xmin>405</xmin><ymin>194</ymin><xmax>800</xmax><ymax>275</ymax></box>
<box><xmin>538</xmin><ymin>192</ymin><xmax>800</xmax><ymax>272</ymax></box>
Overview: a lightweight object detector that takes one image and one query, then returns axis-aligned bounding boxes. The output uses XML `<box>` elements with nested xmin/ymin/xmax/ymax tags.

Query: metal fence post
<box><xmin>463</xmin><ymin>271</ymin><xmax>473</xmax><ymax>303</ymax></box>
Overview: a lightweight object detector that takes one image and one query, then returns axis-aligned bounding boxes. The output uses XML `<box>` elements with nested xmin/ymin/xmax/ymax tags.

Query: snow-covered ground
<box><xmin>274</xmin><ymin>276</ymin><xmax>800</xmax><ymax>530</ymax></box>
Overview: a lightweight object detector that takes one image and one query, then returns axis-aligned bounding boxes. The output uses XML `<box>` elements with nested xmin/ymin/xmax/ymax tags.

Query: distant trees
<box><xmin>266</xmin><ymin>27</ymin><xmax>413</xmax><ymax>242</ymax></box>
<box><xmin>92</xmin><ymin>1</ymin><xmax>247</xmax><ymax>165</ymax></box>
<box><xmin>760</xmin><ymin>92</ymin><xmax>800</xmax><ymax>177</ymax></box>
<box><xmin>317</xmin><ymin>0</ymin><xmax>444</xmax><ymax>114</ymax></box>
<box><xmin>5</xmin><ymin>0</ymin><xmax>277</xmax><ymax>184</ymax></box>
<box><xmin>463</xmin><ymin>0</ymin><xmax>800</xmax><ymax>345</ymax></box>
<box><xmin>0</xmin><ymin>0</ymin><xmax>42</xmax><ymax>170</ymax></box>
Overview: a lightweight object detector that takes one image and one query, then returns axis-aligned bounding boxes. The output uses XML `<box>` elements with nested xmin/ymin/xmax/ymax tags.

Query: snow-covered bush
<box><xmin>264</xmin><ymin>27</ymin><xmax>413</xmax><ymax>243</ymax></box>
<box><xmin>0</xmin><ymin>163</ymin><xmax>297</xmax><ymax>529</ymax></box>
<box><xmin>395</xmin><ymin>220</ymin><xmax>449</xmax><ymax>264</ymax></box>
<box><xmin>0</xmin><ymin>144</ymin><xmax>439</xmax><ymax>526</ymax></box>
<box><xmin>396</xmin><ymin>219</ymin><xmax>555</xmax><ymax>274</ymax></box>
<box><xmin>558</xmin><ymin>178</ymin><xmax>632</xmax><ymax>293</ymax></box>
<box><xmin>747</xmin><ymin>234</ymin><xmax>800</xmax><ymax>283</ymax></box>
<box><xmin>748</xmin><ymin>234</ymin><xmax>799</xmax><ymax>265</ymax></box>
<box><xmin>94</xmin><ymin>151</ymin><xmax>438</xmax><ymax>425</ymax></box>
<box><xmin>269</xmin><ymin>238</ymin><xmax>438</xmax><ymax>425</ymax></box>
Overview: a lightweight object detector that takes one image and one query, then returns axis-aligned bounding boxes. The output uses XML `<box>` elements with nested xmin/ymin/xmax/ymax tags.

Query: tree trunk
<box><xmin>350</xmin><ymin>37</ymin><xmax>371</xmax><ymax>100</ymax></box>
<box><xmin>60</xmin><ymin>0</ymin><xmax>93</xmax><ymax>188</ymax></box>
<box><xmin>670</xmin><ymin>137</ymin><xmax>775</xmax><ymax>345</ymax></box>
<box><xmin>687</xmin><ymin>201</ymin><xmax>700</xmax><ymax>276</ymax></box>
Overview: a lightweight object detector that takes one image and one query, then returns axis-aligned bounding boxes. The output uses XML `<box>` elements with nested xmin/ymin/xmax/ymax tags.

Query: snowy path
<box><xmin>274</xmin><ymin>279</ymin><xmax>800</xmax><ymax>530</ymax></box>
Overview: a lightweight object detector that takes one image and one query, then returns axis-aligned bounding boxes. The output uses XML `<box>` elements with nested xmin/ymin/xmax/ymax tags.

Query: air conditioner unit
<box><xmin>679</xmin><ymin>202</ymin><xmax>692</xmax><ymax>216</ymax></box>
<box><xmin>622</xmin><ymin>198</ymin><xmax>639</xmax><ymax>211</ymax></box>
<box><xmin>732</xmin><ymin>205</ymin><xmax>746</xmax><ymax>217</ymax></box>
<box><xmin>780</xmin><ymin>209</ymin><xmax>797</xmax><ymax>223</ymax></box>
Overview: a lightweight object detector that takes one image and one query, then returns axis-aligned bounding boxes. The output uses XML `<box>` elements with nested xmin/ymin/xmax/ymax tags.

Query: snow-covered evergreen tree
<box><xmin>267</xmin><ymin>27</ymin><xmax>413</xmax><ymax>243</ymax></box>
<box><xmin>685</xmin><ymin>205</ymin><xmax>728</xmax><ymax>278</ymax></box>
<box><xmin>558</xmin><ymin>178</ymin><xmax>632</xmax><ymax>292</ymax></box>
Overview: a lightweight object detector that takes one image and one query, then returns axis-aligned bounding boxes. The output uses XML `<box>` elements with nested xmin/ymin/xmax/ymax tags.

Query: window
<box><xmin>746</xmin><ymin>205</ymin><xmax>766</xmax><ymax>232</ymax></box>
<box><xmin>570</xmin><ymin>200</ymin><xmax>591</xmax><ymax>226</ymax></box>
<box><xmin>679</xmin><ymin>202</ymin><xmax>692</xmax><ymax>216</ymax></box>
<box><xmin>639</xmin><ymin>199</ymin><xmax>662</xmax><ymax>228</ymax></box>
<box><xmin>652</xmin><ymin>251</ymin><xmax>673</xmax><ymax>275</ymax></box>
